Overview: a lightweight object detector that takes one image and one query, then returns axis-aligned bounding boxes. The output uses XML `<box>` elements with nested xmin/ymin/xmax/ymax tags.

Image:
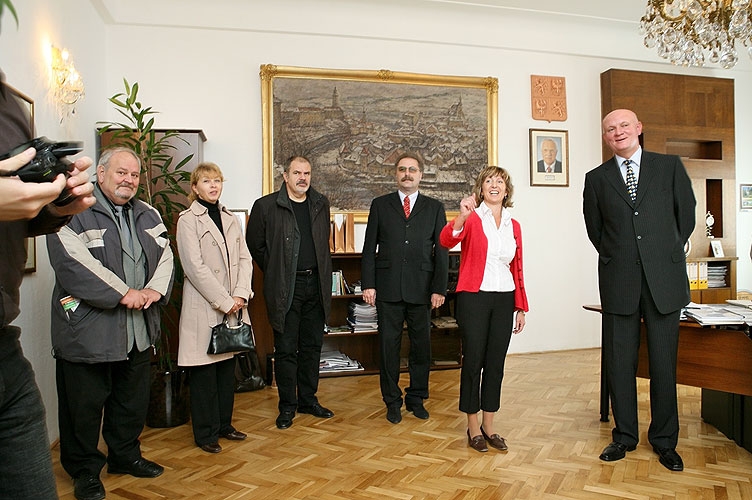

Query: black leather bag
<box><xmin>207</xmin><ymin>310</ymin><xmax>255</xmax><ymax>355</ymax></box>
<box><xmin>234</xmin><ymin>351</ymin><xmax>266</xmax><ymax>392</ymax></box>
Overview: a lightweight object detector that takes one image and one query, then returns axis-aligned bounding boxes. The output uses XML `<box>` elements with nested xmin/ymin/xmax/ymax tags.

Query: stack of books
<box><xmin>319</xmin><ymin>350</ymin><xmax>363</xmax><ymax>373</ymax></box>
<box><xmin>683</xmin><ymin>303</ymin><xmax>748</xmax><ymax>326</ymax></box>
<box><xmin>347</xmin><ymin>301</ymin><xmax>378</xmax><ymax>332</ymax></box>
<box><xmin>331</xmin><ymin>270</ymin><xmax>353</xmax><ymax>295</ymax></box>
<box><xmin>707</xmin><ymin>264</ymin><xmax>728</xmax><ymax>288</ymax></box>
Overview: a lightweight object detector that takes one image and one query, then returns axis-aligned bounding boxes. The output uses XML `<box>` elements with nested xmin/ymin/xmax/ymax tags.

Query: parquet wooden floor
<box><xmin>51</xmin><ymin>349</ymin><xmax>752</xmax><ymax>499</ymax></box>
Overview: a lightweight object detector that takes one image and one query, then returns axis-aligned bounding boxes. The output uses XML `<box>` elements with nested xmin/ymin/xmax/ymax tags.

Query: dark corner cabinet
<box><xmin>250</xmin><ymin>252</ymin><xmax>462</xmax><ymax>379</ymax></box>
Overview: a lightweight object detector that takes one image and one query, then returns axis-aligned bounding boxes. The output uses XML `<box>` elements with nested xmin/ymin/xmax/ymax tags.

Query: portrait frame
<box><xmin>260</xmin><ymin>64</ymin><xmax>499</xmax><ymax>222</ymax></box>
<box><xmin>230</xmin><ymin>209</ymin><xmax>248</xmax><ymax>236</ymax></box>
<box><xmin>529</xmin><ymin>129</ymin><xmax>569</xmax><ymax>187</ymax></box>
<box><xmin>710</xmin><ymin>239</ymin><xmax>724</xmax><ymax>258</ymax></box>
<box><xmin>3</xmin><ymin>82</ymin><xmax>38</xmax><ymax>273</ymax></box>
<box><xmin>741</xmin><ymin>184</ymin><xmax>752</xmax><ymax>211</ymax></box>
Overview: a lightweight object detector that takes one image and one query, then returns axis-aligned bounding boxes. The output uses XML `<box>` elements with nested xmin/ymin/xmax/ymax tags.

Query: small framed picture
<box><xmin>710</xmin><ymin>239</ymin><xmax>724</xmax><ymax>258</ymax></box>
<box><xmin>529</xmin><ymin>129</ymin><xmax>569</xmax><ymax>187</ymax></box>
<box><xmin>230</xmin><ymin>209</ymin><xmax>248</xmax><ymax>236</ymax></box>
<box><xmin>741</xmin><ymin>184</ymin><xmax>752</xmax><ymax>211</ymax></box>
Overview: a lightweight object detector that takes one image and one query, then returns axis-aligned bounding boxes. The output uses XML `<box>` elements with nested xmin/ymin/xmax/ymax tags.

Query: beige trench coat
<box><xmin>177</xmin><ymin>201</ymin><xmax>253</xmax><ymax>366</ymax></box>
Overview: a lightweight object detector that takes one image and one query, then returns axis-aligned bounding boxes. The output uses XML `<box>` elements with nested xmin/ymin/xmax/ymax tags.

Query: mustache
<box><xmin>400</xmin><ymin>176</ymin><xmax>413</xmax><ymax>182</ymax></box>
<box><xmin>296</xmin><ymin>180</ymin><xmax>308</xmax><ymax>186</ymax></box>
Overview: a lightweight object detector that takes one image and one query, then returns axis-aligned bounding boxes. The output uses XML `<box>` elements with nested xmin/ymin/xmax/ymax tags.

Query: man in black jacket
<box><xmin>362</xmin><ymin>152</ymin><xmax>449</xmax><ymax>424</ymax></box>
<box><xmin>247</xmin><ymin>156</ymin><xmax>333</xmax><ymax>429</ymax></box>
<box><xmin>583</xmin><ymin>109</ymin><xmax>695</xmax><ymax>472</ymax></box>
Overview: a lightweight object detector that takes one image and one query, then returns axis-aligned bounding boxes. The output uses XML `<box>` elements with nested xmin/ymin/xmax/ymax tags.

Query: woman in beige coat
<box><xmin>177</xmin><ymin>162</ymin><xmax>253</xmax><ymax>453</ymax></box>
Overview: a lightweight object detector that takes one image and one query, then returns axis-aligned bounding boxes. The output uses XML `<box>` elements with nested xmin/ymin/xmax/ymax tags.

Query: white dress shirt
<box><xmin>398</xmin><ymin>190</ymin><xmax>419</xmax><ymax>214</ymax></box>
<box><xmin>615</xmin><ymin>146</ymin><xmax>642</xmax><ymax>184</ymax></box>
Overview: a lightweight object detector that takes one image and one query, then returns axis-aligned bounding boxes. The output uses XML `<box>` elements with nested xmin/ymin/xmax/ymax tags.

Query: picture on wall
<box><xmin>741</xmin><ymin>184</ymin><xmax>752</xmax><ymax>211</ymax></box>
<box><xmin>260</xmin><ymin>65</ymin><xmax>498</xmax><ymax>221</ymax></box>
<box><xmin>529</xmin><ymin>128</ymin><xmax>569</xmax><ymax>187</ymax></box>
<box><xmin>2</xmin><ymin>82</ymin><xmax>38</xmax><ymax>273</ymax></box>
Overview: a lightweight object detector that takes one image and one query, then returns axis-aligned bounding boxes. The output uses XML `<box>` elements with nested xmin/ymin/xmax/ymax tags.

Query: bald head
<box><xmin>541</xmin><ymin>139</ymin><xmax>558</xmax><ymax>165</ymax></box>
<box><xmin>602</xmin><ymin>109</ymin><xmax>642</xmax><ymax>158</ymax></box>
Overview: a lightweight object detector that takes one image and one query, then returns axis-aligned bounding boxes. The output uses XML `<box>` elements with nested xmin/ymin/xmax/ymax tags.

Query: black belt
<box><xmin>296</xmin><ymin>269</ymin><xmax>317</xmax><ymax>276</ymax></box>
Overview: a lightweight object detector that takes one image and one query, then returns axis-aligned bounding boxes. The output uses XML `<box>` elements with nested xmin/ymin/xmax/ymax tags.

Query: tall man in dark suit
<box><xmin>362</xmin><ymin>152</ymin><xmax>449</xmax><ymax>424</ymax></box>
<box><xmin>583</xmin><ymin>109</ymin><xmax>695</xmax><ymax>472</ymax></box>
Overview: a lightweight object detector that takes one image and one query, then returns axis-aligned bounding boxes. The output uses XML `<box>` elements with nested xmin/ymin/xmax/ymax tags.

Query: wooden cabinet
<box><xmin>688</xmin><ymin>256</ymin><xmax>738</xmax><ymax>304</ymax></box>
<box><xmin>250</xmin><ymin>252</ymin><xmax>462</xmax><ymax>379</ymax></box>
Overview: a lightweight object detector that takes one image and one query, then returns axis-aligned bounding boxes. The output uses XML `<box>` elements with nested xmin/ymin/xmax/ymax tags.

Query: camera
<box><xmin>0</xmin><ymin>137</ymin><xmax>84</xmax><ymax>206</ymax></box>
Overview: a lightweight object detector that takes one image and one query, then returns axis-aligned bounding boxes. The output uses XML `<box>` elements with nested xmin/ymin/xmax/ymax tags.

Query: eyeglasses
<box><xmin>397</xmin><ymin>166</ymin><xmax>420</xmax><ymax>173</ymax></box>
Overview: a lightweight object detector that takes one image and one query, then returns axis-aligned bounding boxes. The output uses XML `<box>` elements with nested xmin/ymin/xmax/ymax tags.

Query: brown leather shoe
<box><xmin>221</xmin><ymin>430</ymin><xmax>247</xmax><ymax>441</ymax></box>
<box><xmin>480</xmin><ymin>426</ymin><xmax>508</xmax><ymax>451</ymax></box>
<box><xmin>467</xmin><ymin>429</ymin><xmax>488</xmax><ymax>452</ymax></box>
<box><xmin>200</xmin><ymin>443</ymin><xmax>222</xmax><ymax>453</ymax></box>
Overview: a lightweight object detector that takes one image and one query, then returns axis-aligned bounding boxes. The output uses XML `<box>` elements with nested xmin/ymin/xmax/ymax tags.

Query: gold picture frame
<box><xmin>260</xmin><ymin>65</ymin><xmax>498</xmax><ymax>222</ymax></box>
<box><xmin>3</xmin><ymin>82</ymin><xmax>38</xmax><ymax>273</ymax></box>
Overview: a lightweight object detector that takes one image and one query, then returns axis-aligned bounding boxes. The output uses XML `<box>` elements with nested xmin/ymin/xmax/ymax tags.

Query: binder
<box><xmin>698</xmin><ymin>261</ymin><xmax>708</xmax><ymax>289</ymax></box>
<box><xmin>687</xmin><ymin>261</ymin><xmax>699</xmax><ymax>290</ymax></box>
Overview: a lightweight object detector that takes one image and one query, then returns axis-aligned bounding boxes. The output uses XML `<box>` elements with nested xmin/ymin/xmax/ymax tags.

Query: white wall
<box><xmin>2</xmin><ymin>0</ymin><xmax>751</xmax><ymax>440</ymax></box>
<box><xmin>1</xmin><ymin>0</ymin><xmax>108</xmax><ymax>440</ymax></box>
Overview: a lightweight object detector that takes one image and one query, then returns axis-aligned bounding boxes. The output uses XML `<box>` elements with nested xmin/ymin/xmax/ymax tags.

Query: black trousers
<box><xmin>56</xmin><ymin>347</ymin><xmax>151</xmax><ymax>479</ymax></box>
<box><xmin>274</xmin><ymin>272</ymin><xmax>325</xmax><ymax>412</ymax></box>
<box><xmin>377</xmin><ymin>300</ymin><xmax>431</xmax><ymax>408</ymax></box>
<box><xmin>455</xmin><ymin>291</ymin><xmax>514</xmax><ymax>414</ymax></box>
<box><xmin>189</xmin><ymin>357</ymin><xmax>236</xmax><ymax>446</ymax></box>
<box><xmin>602</xmin><ymin>271</ymin><xmax>680</xmax><ymax>449</ymax></box>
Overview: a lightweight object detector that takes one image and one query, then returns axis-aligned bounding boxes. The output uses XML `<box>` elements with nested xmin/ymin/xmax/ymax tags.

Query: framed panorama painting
<box><xmin>260</xmin><ymin>65</ymin><xmax>498</xmax><ymax>221</ymax></box>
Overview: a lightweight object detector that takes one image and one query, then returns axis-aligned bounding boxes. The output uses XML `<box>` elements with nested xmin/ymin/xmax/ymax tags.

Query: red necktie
<box><xmin>403</xmin><ymin>196</ymin><xmax>410</xmax><ymax>218</ymax></box>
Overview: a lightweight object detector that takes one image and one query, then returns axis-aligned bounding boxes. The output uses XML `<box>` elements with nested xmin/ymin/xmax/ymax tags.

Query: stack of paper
<box><xmin>347</xmin><ymin>301</ymin><xmax>378</xmax><ymax>332</ymax></box>
<box><xmin>684</xmin><ymin>304</ymin><xmax>747</xmax><ymax>326</ymax></box>
<box><xmin>707</xmin><ymin>264</ymin><xmax>727</xmax><ymax>288</ymax></box>
<box><xmin>319</xmin><ymin>350</ymin><xmax>363</xmax><ymax>373</ymax></box>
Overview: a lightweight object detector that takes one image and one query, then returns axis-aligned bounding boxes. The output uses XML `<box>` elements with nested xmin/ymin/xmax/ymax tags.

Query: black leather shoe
<box><xmin>221</xmin><ymin>430</ymin><xmax>247</xmax><ymax>441</ymax></box>
<box><xmin>467</xmin><ymin>429</ymin><xmax>488</xmax><ymax>452</ymax></box>
<box><xmin>653</xmin><ymin>446</ymin><xmax>684</xmax><ymax>471</ymax></box>
<box><xmin>298</xmin><ymin>403</ymin><xmax>334</xmax><ymax>418</ymax></box>
<box><xmin>386</xmin><ymin>405</ymin><xmax>402</xmax><ymax>424</ymax></box>
<box><xmin>480</xmin><ymin>426</ymin><xmax>508</xmax><ymax>451</ymax></box>
<box><xmin>599</xmin><ymin>441</ymin><xmax>636</xmax><ymax>462</ymax></box>
<box><xmin>73</xmin><ymin>473</ymin><xmax>105</xmax><ymax>500</ymax></box>
<box><xmin>405</xmin><ymin>401</ymin><xmax>429</xmax><ymax>419</ymax></box>
<box><xmin>107</xmin><ymin>457</ymin><xmax>164</xmax><ymax>478</ymax></box>
<box><xmin>276</xmin><ymin>410</ymin><xmax>295</xmax><ymax>429</ymax></box>
<box><xmin>200</xmin><ymin>443</ymin><xmax>222</xmax><ymax>453</ymax></box>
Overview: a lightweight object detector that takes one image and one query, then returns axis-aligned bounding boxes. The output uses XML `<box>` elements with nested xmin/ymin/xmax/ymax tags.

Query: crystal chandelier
<box><xmin>640</xmin><ymin>0</ymin><xmax>752</xmax><ymax>68</ymax></box>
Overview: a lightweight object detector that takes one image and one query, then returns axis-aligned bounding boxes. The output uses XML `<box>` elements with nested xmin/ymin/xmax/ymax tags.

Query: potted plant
<box><xmin>98</xmin><ymin>78</ymin><xmax>193</xmax><ymax>427</ymax></box>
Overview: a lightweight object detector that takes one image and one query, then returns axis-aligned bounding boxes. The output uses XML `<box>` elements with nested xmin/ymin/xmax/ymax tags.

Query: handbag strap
<box><xmin>222</xmin><ymin>308</ymin><xmax>245</xmax><ymax>327</ymax></box>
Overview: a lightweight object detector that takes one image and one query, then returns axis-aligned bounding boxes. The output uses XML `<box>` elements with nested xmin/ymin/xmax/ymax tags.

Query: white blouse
<box><xmin>455</xmin><ymin>202</ymin><xmax>516</xmax><ymax>292</ymax></box>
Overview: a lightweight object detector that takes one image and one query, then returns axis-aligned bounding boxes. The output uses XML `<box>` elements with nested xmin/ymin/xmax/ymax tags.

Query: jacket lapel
<box><xmin>604</xmin><ymin>157</ymin><xmax>634</xmax><ymax>207</ymax></box>
<box><xmin>388</xmin><ymin>192</ymin><xmax>407</xmax><ymax>220</ymax></box>
<box><xmin>633</xmin><ymin>151</ymin><xmax>656</xmax><ymax>208</ymax></box>
<box><xmin>410</xmin><ymin>193</ymin><xmax>426</xmax><ymax>219</ymax></box>
<box><xmin>191</xmin><ymin>201</ymin><xmax>229</xmax><ymax>271</ymax></box>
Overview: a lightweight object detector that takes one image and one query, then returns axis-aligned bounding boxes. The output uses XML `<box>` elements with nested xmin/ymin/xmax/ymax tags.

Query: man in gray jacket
<box><xmin>47</xmin><ymin>147</ymin><xmax>174</xmax><ymax>500</ymax></box>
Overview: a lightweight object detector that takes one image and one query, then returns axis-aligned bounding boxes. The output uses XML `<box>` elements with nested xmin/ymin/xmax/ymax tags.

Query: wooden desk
<box><xmin>583</xmin><ymin>305</ymin><xmax>752</xmax><ymax>419</ymax></box>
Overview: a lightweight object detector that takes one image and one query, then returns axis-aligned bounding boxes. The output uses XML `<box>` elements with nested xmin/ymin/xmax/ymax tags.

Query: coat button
<box><xmin>637</xmin><ymin>235</ymin><xmax>642</xmax><ymax>240</ymax></box>
<box><xmin>405</xmin><ymin>240</ymin><xmax>409</xmax><ymax>244</ymax></box>
<box><xmin>634</xmin><ymin>211</ymin><xmax>638</xmax><ymax>216</ymax></box>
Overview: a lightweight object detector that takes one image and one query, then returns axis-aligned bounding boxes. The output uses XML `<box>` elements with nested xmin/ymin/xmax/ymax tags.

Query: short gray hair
<box><xmin>99</xmin><ymin>147</ymin><xmax>141</xmax><ymax>170</ymax></box>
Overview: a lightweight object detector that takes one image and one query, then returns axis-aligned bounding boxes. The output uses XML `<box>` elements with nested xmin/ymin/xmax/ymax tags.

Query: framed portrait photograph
<box><xmin>529</xmin><ymin>129</ymin><xmax>568</xmax><ymax>187</ymax></box>
<box><xmin>230</xmin><ymin>209</ymin><xmax>248</xmax><ymax>236</ymax></box>
<box><xmin>710</xmin><ymin>239</ymin><xmax>724</xmax><ymax>258</ymax></box>
<box><xmin>741</xmin><ymin>184</ymin><xmax>752</xmax><ymax>211</ymax></box>
<box><xmin>260</xmin><ymin>64</ymin><xmax>499</xmax><ymax>221</ymax></box>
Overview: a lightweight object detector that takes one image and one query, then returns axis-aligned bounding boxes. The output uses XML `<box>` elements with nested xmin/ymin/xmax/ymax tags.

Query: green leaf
<box><xmin>0</xmin><ymin>0</ymin><xmax>19</xmax><ymax>28</ymax></box>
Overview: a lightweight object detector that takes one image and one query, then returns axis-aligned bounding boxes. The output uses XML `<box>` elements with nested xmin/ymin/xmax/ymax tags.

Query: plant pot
<box><xmin>146</xmin><ymin>366</ymin><xmax>190</xmax><ymax>428</ymax></box>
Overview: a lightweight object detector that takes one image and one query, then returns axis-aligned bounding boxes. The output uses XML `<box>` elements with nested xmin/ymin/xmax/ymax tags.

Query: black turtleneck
<box><xmin>198</xmin><ymin>198</ymin><xmax>224</xmax><ymax>236</ymax></box>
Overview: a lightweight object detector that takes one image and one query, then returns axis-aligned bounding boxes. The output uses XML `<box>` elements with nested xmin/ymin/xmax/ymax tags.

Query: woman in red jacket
<box><xmin>440</xmin><ymin>165</ymin><xmax>529</xmax><ymax>453</ymax></box>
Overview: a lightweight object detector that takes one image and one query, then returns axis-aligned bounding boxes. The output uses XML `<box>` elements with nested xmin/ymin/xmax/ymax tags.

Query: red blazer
<box><xmin>440</xmin><ymin>212</ymin><xmax>529</xmax><ymax>312</ymax></box>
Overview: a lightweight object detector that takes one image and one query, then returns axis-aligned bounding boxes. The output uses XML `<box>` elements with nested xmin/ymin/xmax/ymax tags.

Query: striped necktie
<box><xmin>403</xmin><ymin>195</ymin><xmax>410</xmax><ymax>218</ymax></box>
<box><xmin>624</xmin><ymin>159</ymin><xmax>637</xmax><ymax>202</ymax></box>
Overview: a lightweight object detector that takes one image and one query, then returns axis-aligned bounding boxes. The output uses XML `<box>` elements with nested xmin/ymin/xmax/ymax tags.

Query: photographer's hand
<box><xmin>46</xmin><ymin>156</ymin><xmax>96</xmax><ymax>217</ymax></box>
<box><xmin>0</xmin><ymin>147</ymin><xmax>68</xmax><ymax>220</ymax></box>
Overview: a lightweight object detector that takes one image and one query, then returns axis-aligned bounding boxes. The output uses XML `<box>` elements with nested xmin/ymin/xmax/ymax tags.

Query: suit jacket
<box><xmin>537</xmin><ymin>159</ymin><xmax>562</xmax><ymax>173</ymax></box>
<box><xmin>583</xmin><ymin>151</ymin><xmax>695</xmax><ymax>315</ymax></box>
<box><xmin>362</xmin><ymin>192</ymin><xmax>449</xmax><ymax>304</ymax></box>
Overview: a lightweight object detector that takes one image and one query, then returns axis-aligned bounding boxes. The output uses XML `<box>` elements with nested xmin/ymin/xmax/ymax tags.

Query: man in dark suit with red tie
<box><xmin>583</xmin><ymin>109</ymin><xmax>696</xmax><ymax>472</ymax></box>
<box><xmin>362</xmin><ymin>152</ymin><xmax>449</xmax><ymax>424</ymax></box>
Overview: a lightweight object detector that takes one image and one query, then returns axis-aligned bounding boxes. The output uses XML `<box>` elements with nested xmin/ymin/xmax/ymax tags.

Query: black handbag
<box><xmin>208</xmin><ymin>309</ymin><xmax>255</xmax><ymax>355</ymax></box>
<box><xmin>234</xmin><ymin>351</ymin><xmax>266</xmax><ymax>392</ymax></box>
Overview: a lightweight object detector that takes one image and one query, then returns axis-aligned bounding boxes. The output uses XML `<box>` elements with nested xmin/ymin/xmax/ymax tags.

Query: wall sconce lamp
<box><xmin>50</xmin><ymin>46</ymin><xmax>85</xmax><ymax>118</ymax></box>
